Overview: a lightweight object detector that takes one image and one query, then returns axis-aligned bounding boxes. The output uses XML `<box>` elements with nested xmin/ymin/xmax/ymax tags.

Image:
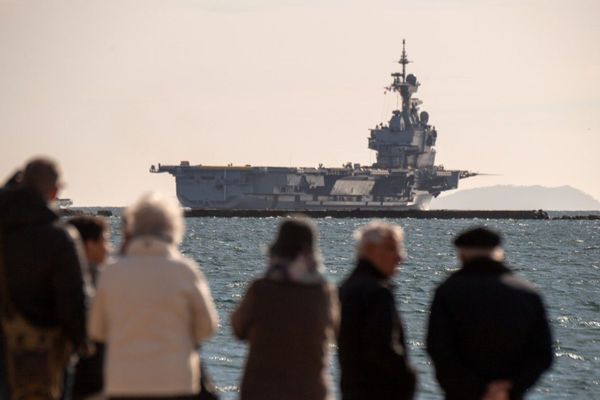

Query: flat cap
<box><xmin>453</xmin><ymin>226</ymin><xmax>502</xmax><ymax>249</ymax></box>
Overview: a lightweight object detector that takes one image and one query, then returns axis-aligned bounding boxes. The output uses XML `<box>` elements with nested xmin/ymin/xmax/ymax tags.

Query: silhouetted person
<box><xmin>0</xmin><ymin>157</ymin><xmax>88</xmax><ymax>399</ymax></box>
<box><xmin>231</xmin><ymin>216</ymin><xmax>339</xmax><ymax>400</ymax></box>
<box><xmin>68</xmin><ymin>216</ymin><xmax>110</xmax><ymax>399</ymax></box>
<box><xmin>89</xmin><ymin>193</ymin><xmax>218</xmax><ymax>399</ymax></box>
<box><xmin>338</xmin><ymin>221</ymin><xmax>416</xmax><ymax>400</ymax></box>
<box><xmin>427</xmin><ymin>227</ymin><xmax>553</xmax><ymax>400</ymax></box>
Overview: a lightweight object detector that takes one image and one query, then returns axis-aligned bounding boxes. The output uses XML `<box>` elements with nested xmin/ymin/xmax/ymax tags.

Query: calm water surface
<box><xmin>103</xmin><ymin>216</ymin><xmax>599</xmax><ymax>399</ymax></box>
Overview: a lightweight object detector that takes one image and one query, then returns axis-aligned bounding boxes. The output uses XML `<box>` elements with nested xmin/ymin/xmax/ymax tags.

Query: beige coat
<box><xmin>89</xmin><ymin>236</ymin><xmax>219</xmax><ymax>396</ymax></box>
<box><xmin>231</xmin><ymin>278</ymin><xmax>339</xmax><ymax>400</ymax></box>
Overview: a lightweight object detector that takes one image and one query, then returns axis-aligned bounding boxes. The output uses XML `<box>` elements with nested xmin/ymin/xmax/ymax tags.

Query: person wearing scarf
<box><xmin>231</xmin><ymin>216</ymin><xmax>339</xmax><ymax>400</ymax></box>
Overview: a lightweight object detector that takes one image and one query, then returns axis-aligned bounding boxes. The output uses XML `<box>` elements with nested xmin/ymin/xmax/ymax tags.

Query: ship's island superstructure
<box><xmin>151</xmin><ymin>42</ymin><xmax>475</xmax><ymax>210</ymax></box>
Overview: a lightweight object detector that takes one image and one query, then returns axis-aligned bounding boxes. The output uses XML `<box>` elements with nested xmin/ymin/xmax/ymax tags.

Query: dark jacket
<box><xmin>338</xmin><ymin>259</ymin><xmax>416</xmax><ymax>400</ymax></box>
<box><xmin>426</xmin><ymin>257</ymin><xmax>553</xmax><ymax>400</ymax></box>
<box><xmin>72</xmin><ymin>263</ymin><xmax>104</xmax><ymax>399</ymax></box>
<box><xmin>72</xmin><ymin>343</ymin><xmax>104</xmax><ymax>399</ymax></box>
<box><xmin>0</xmin><ymin>187</ymin><xmax>88</xmax><ymax>349</ymax></box>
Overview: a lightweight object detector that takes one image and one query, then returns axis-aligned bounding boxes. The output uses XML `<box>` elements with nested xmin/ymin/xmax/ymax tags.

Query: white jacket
<box><xmin>89</xmin><ymin>236</ymin><xmax>219</xmax><ymax>396</ymax></box>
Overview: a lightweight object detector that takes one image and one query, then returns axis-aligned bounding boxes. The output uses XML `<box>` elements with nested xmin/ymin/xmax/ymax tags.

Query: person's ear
<box><xmin>48</xmin><ymin>186</ymin><xmax>59</xmax><ymax>201</ymax></box>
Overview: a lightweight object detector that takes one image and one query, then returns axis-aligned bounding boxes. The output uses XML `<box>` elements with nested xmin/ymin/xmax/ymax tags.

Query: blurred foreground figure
<box><xmin>231</xmin><ymin>216</ymin><xmax>339</xmax><ymax>400</ymax></box>
<box><xmin>89</xmin><ymin>193</ymin><xmax>219</xmax><ymax>399</ymax></box>
<box><xmin>338</xmin><ymin>221</ymin><xmax>416</xmax><ymax>400</ymax></box>
<box><xmin>0</xmin><ymin>157</ymin><xmax>88</xmax><ymax>399</ymax></box>
<box><xmin>68</xmin><ymin>216</ymin><xmax>110</xmax><ymax>286</ymax></box>
<box><xmin>68</xmin><ymin>216</ymin><xmax>110</xmax><ymax>399</ymax></box>
<box><xmin>426</xmin><ymin>227</ymin><xmax>553</xmax><ymax>400</ymax></box>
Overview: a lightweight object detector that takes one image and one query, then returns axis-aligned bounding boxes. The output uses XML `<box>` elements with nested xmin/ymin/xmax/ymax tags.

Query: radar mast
<box><xmin>399</xmin><ymin>39</ymin><xmax>410</xmax><ymax>82</ymax></box>
<box><xmin>386</xmin><ymin>39</ymin><xmax>417</xmax><ymax>114</ymax></box>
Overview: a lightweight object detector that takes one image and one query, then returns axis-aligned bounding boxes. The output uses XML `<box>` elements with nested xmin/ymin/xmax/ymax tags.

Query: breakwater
<box><xmin>59</xmin><ymin>208</ymin><xmax>600</xmax><ymax>220</ymax></box>
<box><xmin>184</xmin><ymin>209</ymin><xmax>552</xmax><ymax>219</ymax></box>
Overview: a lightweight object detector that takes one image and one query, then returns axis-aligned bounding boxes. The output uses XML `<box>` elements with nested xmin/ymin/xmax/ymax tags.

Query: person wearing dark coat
<box><xmin>0</xmin><ymin>158</ymin><xmax>88</xmax><ymax>399</ymax></box>
<box><xmin>68</xmin><ymin>216</ymin><xmax>110</xmax><ymax>400</ymax></box>
<box><xmin>426</xmin><ymin>227</ymin><xmax>553</xmax><ymax>400</ymax></box>
<box><xmin>338</xmin><ymin>221</ymin><xmax>416</xmax><ymax>400</ymax></box>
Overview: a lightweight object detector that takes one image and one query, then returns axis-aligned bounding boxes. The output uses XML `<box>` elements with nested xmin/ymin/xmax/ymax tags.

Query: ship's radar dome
<box><xmin>420</xmin><ymin>111</ymin><xmax>429</xmax><ymax>124</ymax></box>
<box><xmin>406</xmin><ymin>74</ymin><xmax>418</xmax><ymax>85</ymax></box>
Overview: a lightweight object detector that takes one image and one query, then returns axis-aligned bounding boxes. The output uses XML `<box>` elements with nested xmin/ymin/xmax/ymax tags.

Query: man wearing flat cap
<box><xmin>426</xmin><ymin>227</ymin><xmax>553</xmax><ymax>400</ymax></box>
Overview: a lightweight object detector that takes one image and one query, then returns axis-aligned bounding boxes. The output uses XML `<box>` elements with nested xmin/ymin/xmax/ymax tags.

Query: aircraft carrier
<box><xmin>151</xmin><ymin>41</ymin><xmax>476</xmax><ymax>211</ymax></box>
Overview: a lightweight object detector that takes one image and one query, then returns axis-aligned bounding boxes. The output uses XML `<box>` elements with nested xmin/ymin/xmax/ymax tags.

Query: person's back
<box><xmin>1</xmin><ymin>187</ymin><xmax>86</xmax><ymax>336</ymax></box>
<box><xmin>88</xmin><ymin>193</ymin><xmax>218</xmax><ymax>397</ymax></box>
<box><xmin>231</xmin><ymin>216</ymin><xmax>338</xmax><ymax>400</ymax></box>
<box><xmin>427</xmin><ymin>227</ymin><xmax>553</xmax><ymax>400</ymax></box>
<box><xmin>0</xmin><ymin>158</ymin><xmax>87</xmax><ymax>399</ymax></box>
<box><xmin>94</xmin><ymin>246</ymin><xmax>210</xmax><ymax>393</ymax></box>
<box><xmin>233</xmin><ymin>278</ymin><xmax>337</xmax><ymax>400</ymax></box>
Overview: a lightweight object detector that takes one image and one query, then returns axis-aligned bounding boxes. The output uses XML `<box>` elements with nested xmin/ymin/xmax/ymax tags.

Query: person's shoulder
<box><xmin>250</xmin><ymin>277</ymin><xmax>281</xmax><ymax>292</ymax></box>
<box><xmin>340</xmin><ymin>272</ymin><xmax>391</xmax><ymax>304</ymax></box>
<box><xmin>56</xmin><ymin>221</ymin><xmax>80</xmax><ymax>242</ymax></box>
<box><xmin>94</xmin><ymin>259</ymin><xmax>123</xmax><ymax>286</ymax></box>
<box><xmin>439</xmin><ymin>268</ymin><xmax>462</xmax><ymax>284</ymax></box>
<box><xmin>247</xmin><ymin>276</ymin><xmax>322</xmax><ymax>293</ymax></box>
<box><xmin>170</xmin><ymin>254</ymin><xmax>208</xmax><ymax>280</ymax></box>
<box><xmin>45</xmin><ymin>220</ymin><xmax>80</xmax><ymax>249</ymax></box>
<box><xmin>431</xmin><ymin>269</ymin><xmax>465</xmax><ymax>297</ymax></box>
<box><xmin>341</xmin><ymin>269</ymin><xmax>384</xmax><ymax>291</ymax></box>
<box><xmin>305</xmin><ymin>280</ymin><xmax>338</xmax><ymax>300</ymax></box>
<box><xmin>101</xmin><ymin>256</ymin><xmax>131</xmax><ymax>273</ymax></box>
<box><xmin>500</xmin><ymin>270</ymin><xmax>541</xmax><ymax>296</ymax></box>
<box><xmin>234</xmin><ymin>277</ymin><xmax>266</xmax><ymax>300</ymax></box>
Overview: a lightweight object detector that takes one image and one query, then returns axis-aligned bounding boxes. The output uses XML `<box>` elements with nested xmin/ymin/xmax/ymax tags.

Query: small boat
<box><xmin>57</xmin><ymin>198</ymin><xmax>73</xmax><ymax>209</ymax></box>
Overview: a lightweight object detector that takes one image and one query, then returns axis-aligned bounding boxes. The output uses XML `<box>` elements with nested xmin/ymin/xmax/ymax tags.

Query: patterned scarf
<box><xmin>265</xmin><ymin>251</ymin><xmax>325</xmax><ymax>284</ymax></box>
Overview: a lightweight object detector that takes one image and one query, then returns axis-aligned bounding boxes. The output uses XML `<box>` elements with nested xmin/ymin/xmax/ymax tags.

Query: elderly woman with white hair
<box><xmin>89</xmin><ymin>193</ymin><xmax>219</xmax><ymax>400</ymax></box>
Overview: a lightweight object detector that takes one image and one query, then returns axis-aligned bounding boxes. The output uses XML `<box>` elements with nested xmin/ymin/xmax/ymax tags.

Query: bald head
<box><xmin>22</xmin><ymin>157</ymin><xmax>62</xmax><ymax>201</ymax></box>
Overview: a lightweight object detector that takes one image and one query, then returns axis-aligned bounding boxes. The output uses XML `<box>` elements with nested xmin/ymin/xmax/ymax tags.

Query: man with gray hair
<box><xmin>338</xmin><ymin>221</ymin><xmax>416</xmax><ymax>400</ymax></box>
<box><xmin>0</xmin><ymin>157</ymin><xmax>88</xmax><ymax>399</ymax></box>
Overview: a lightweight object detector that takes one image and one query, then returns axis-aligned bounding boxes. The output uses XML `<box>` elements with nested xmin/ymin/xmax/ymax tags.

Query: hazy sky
<box><xmin>1</xmin><ymin>0</ymin><xmax>599</xmax><ymax>206</ymax></box>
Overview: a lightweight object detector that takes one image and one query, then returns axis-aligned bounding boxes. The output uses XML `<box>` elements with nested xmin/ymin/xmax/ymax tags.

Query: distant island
<box><xmin>430</xmin><ymin>185</ymin><xmax>600</xmax><ymax>211</ymax></box>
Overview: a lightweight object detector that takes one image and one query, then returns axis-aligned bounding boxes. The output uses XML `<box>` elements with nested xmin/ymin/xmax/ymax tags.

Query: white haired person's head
<box><xmin>124</xmin><ymin>193</ymin><xmax>185</xmax><ymax>245</ymax></box>
<box><xmin>354</xmin><ymin>221</ymin><xmax>406</xmax><ymax>278</ymax></box>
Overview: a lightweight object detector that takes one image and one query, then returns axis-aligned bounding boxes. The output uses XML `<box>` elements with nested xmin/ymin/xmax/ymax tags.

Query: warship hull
<box><xmin>151</xmin><ymin>164</ymin><xmax>462</xmax><ymax>211</ymax></box>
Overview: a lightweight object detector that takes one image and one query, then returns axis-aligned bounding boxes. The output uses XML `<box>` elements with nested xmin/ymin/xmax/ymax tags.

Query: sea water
<box><xmin>101</xmin><ymin>215</ymin><xmax>599</xmax><ymax>399</ymax></box>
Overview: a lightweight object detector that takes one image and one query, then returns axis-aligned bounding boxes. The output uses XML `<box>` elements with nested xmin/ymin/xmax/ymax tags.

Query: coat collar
<box><xmin>126</xmin><ymin>236</ymin><xmax>178</xmax><ymax>257</ymax></box>
<box><xmin>459</xmin><ymin>257</ymin><xmax>511</xmax><ymax>276</ymax></box>
<box><xmin>355</xmin><ymin>258</ymin><xmax>389</xmax><ymax>281</ymax></box>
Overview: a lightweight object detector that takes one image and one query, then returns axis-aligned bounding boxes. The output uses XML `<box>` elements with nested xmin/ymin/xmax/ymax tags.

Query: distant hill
<box><xmin>430</xmin><ymin>185</ymin><xmax>600</xmax><ymax>210</ymax></box>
